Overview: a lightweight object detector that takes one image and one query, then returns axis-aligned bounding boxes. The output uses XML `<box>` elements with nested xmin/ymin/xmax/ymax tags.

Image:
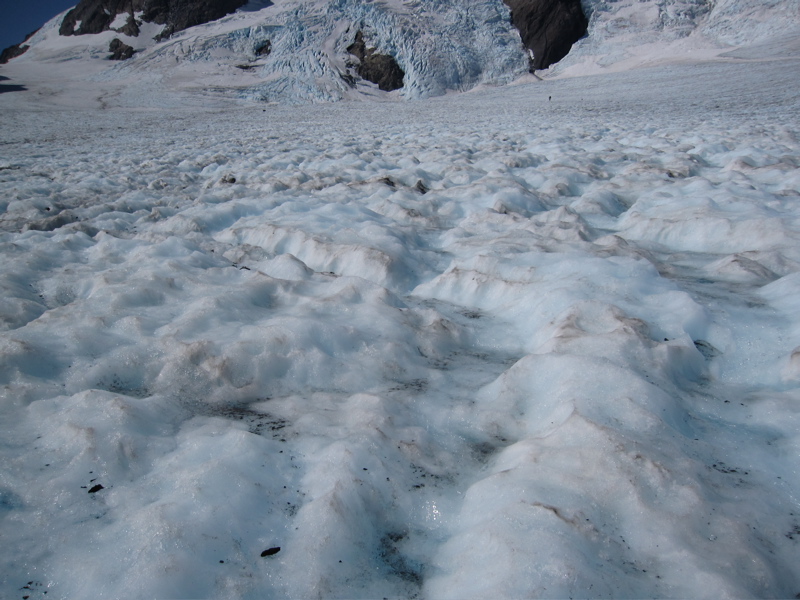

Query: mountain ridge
<box><xmin>58</xmin><ymin>0</ymin><xmax>252</xmax><ymax>38</ymax></box>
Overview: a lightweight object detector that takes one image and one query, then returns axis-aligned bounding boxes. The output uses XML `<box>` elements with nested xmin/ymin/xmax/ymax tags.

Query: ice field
<box><xmin>2</xmin><ymin>40</ymin><xmax>800</xmax><ymax>600</ymax></box>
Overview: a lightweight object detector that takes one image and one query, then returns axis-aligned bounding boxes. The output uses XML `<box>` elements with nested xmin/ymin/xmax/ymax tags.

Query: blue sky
<box><xmin>0</xmin><ymin>1</ymin><xmax>75</xmax><ymax>52</ymax></box>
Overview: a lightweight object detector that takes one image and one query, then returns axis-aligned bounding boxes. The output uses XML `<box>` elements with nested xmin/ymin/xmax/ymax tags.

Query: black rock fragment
<box><xmin>109</xmin><ymin>38</ymin><xmax>136</xmax><ymax>61</ymax></box>
<box><xmin>255</xmin><ymin>40</ymin><xmax>271</xmax><ymax>56</ymax></box>
<box><xmin>346</xmin><ymin>31</ymin><xmax>404</xmax><ymax>92</ymax></box>
<box><xmin>260</xmin><ymin>547</ymin><xmax>281</xmax><ymax>557</ymax></box>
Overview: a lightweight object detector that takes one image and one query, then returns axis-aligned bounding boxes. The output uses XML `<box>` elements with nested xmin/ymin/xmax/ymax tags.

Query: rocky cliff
<box><xmin>503</xmin><ymin>0</ymin><xmax>588</xmax><ymax>70</ymax></box>
<box><xmin>59</xmin><ymin>0</ymin><xmax>250</xmax><ymax>39</ymax></box>
<box><xmin>0</xmin><ymin>29</ymin><xmax>38</xmax><ymax>65</ymax></box>
<box><xmin>347</xmin><ymin>31</ymin><xmax>405</xmax><ymax>92</ymax></box>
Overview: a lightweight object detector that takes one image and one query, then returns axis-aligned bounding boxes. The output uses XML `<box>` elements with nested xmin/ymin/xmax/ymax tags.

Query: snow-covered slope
<box><xmin>548</xmin><ymin>0</ymin><xmax>800</xmax><ymax>75</ymax></box>
<box><xmin>1</xmin><ymin>0</ymin><xmax>798</xmax><ymax>104</ymax></box>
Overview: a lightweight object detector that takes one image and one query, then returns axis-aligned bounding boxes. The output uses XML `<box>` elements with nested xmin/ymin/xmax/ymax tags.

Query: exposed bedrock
<box><xmin>0</xmin><ymin>29</ymin><xmax>39</xmax><ymax>64</ymax></box>
<box><xmin>503</xmin><ymin>0</ymin><xmax>588</xmax><ymax>70</ymax></box>
<box><xmin>346</xmin><ymin>31</ymin><xmax>405</xmax><ymax>92</ymax></box>
<box><xmin>59</xmin><ymin>0</ymin><xmax>249</xmax><ymax>39</ymax></box>
<box><xmin>109</xmin><ymin>38</ymin><xmax>136</xmax><ymax>60</ymax></box>
<box><xmin>0</xmin><ymin>44</ymin><xmax>30</xmax><ymax>65</ymax></box>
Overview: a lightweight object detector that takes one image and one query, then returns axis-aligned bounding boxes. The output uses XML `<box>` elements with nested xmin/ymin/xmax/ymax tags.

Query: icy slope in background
<box><xmin>1</xmin><ymin>55</ymin><xmax>799</xmax><ymax>598</ymax></box>
<box><xmin>2</xmin><ymin>0</ymin><xmax>529</xmax><ymax>104</ymax></box>
<box><xmin>548</xmin><ymin>0</ymin><xmax>800</xmax><ymax>75</ymax></box>
<box><xmin>2</xmin><ymin>0</ymin><xmax>799</xmax><ymax>104</ymax></box>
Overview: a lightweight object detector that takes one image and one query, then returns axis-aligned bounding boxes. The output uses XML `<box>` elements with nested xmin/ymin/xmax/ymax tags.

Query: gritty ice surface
<box><xmin>2</xmin><ymin>53</ymin><xmax>800</xmax><ymax>600</ymax></box>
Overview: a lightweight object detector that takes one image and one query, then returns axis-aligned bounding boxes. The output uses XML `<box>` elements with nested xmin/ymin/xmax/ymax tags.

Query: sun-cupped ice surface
<box><xmin>1</xmin><ymin>60</ymin><xmax>799</xmax><ymax>599</ymax></box>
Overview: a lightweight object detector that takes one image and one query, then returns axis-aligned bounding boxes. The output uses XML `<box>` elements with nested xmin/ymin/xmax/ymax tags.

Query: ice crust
<box><xmin>1</xmin><ymin>51</ymin><xmax>800</xmax><ymax>597</ymax></box>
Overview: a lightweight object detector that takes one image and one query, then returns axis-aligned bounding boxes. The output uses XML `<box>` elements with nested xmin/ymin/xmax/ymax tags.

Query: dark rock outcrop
<box><xmin>0</xmin><ymin>29</ymin><xmax>39</xmax><ymax>64</ymax></box>
<box><xmin>109</xmin><ymin>38</ymin><xmax>136</xmax><ymax>60</ymax></box>
<box><xmin>255</xmin><ymin>40</ymin><xmax>271</xmax><ymax>56</ymax></box>
<box><xmin>346</xmin><ymin>31</ymin><xmax>404</xmax><ymax>92</ymax></box>
<box><xmin>503</xmin><ymin>0</ymin><xmax>588</xmax><ymax>70</ymax></box>
<box><xmin>0</xmin><ymin>44</ymin><xmax>30</xmax><ymax>64</ymax></box>
<box><xmin>60</xmin><ymin>0</ymin><xmax>249</xmax><ymax>40</ymax></box>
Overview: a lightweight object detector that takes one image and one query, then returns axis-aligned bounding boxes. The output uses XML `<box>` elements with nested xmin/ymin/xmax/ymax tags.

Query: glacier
<box><xmin>2</xmin><ymin>0</ymin><xmax>797</xmax><ymax>103</ymax></box>
<box><xmin>2</xmin><ymin>0</ymin><xmax>530</xmax><ymax>103</ymax></box>
<box><xmin>1</xmin><ymin>0</ymin><xmax>800</xmax><ymax>598</ymax></box>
